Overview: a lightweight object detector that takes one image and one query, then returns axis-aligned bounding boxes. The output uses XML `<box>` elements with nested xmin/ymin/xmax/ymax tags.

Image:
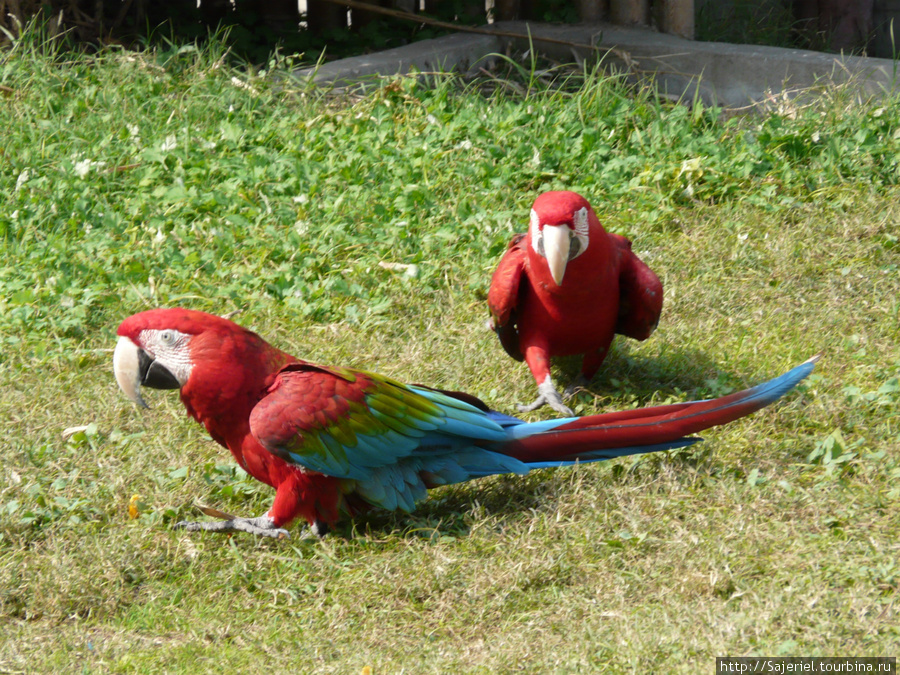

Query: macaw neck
<box><xmin>179</xmin><ymin>334</ymin><xmax>298</xmax><ymax>446</ymax></box>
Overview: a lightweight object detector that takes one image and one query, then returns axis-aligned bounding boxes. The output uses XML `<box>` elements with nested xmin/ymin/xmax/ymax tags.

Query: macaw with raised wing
<box><xmin>114</xmin><ymin>308</ymin><xmax>815</xmax><ymax>539</ymax></box>
<box><xmin>488</xmin><ymin>190</ymin><xmax>663</xmax><ymax>415</ymax></box>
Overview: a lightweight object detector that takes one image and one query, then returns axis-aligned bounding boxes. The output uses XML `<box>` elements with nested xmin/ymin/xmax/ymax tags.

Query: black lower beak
<box><xmin>138</xmin><ymin>349</ymin><xmax>181</xmax><ymax>390</ymax></box>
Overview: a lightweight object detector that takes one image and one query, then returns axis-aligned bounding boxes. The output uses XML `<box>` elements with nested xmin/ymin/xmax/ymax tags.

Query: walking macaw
<box><xmin>488</xmin><ymin>190</ymin><xmax>663</xmax><ymax>415</ymax></box>
<box><xmin>114</xmin><ymin>308</ymin><xmax>816</xmax><ymax>539</ymax></box>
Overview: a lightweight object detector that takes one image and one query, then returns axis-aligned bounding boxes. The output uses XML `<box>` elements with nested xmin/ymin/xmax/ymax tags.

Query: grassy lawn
<box><xmin>1</xmin><ymin>29</ymin><xmax>899</xmax><ymax>673</ymax></box>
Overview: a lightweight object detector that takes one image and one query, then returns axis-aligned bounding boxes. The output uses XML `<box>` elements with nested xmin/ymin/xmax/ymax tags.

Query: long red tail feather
<box><xmin>502</xmin><ymin>356</ymin><xmax>818</xmax><ymax>463</ymax></box>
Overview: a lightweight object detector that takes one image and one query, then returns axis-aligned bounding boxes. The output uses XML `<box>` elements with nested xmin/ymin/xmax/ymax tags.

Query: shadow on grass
<box><xmin>555</xmin><ymin>341</ymin><xmax>764</xmax><ymax>406</ymax></box>
<box><xmin>337</xmin><ymin>475</ymin><xmax>552</xmax><ymax>542</ymax></box>
<box><xmin>336</xmin><ymin>455</ymin><xmax>713</xmax><ymax>544</ymax></box>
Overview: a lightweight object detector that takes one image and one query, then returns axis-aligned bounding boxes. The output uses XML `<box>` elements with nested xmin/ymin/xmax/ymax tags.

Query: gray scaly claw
<box><xmin>517</xmin><ymin>379</ymin><xmax>575</xmax><ymax>416</ymax></box>
<box><xmin>174</xmin><ymin>514</ymin><xmax>290</xmax><ymax>539</ymax></box>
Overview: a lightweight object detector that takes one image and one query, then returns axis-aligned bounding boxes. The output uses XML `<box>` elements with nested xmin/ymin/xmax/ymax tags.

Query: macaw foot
<box><xmin>562</xmin><ymin>375</ymin><xmax>591</xmax><ymax>400</ymax></box>
<box><xmin>174</xmin><ymin>514</ymin><xmax>290</xmax><ymax>539</ymax></box>
<box><xmin>517</xmin><ymin>379</ymin><xmax>575</xmax><ymax>416</ymax></box>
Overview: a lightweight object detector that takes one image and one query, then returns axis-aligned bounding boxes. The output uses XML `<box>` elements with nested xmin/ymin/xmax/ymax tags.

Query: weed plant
<box><xmin>1</xmin><ymin>26</ymin><xmax>899</xmax><ymax>672</ymax></box>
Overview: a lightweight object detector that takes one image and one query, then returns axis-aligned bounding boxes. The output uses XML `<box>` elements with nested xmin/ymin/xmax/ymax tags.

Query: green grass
<box><xmin>1</xmin><ymin>28</ymin><xmax>899</xmax><ymax>673</ymax></box>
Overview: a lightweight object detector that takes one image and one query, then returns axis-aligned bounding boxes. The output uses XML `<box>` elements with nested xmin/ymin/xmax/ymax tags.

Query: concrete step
<box><xmin>294</xmin><ymin>20</ymin><xmax>899</xmax><ymax>107</ymax></box>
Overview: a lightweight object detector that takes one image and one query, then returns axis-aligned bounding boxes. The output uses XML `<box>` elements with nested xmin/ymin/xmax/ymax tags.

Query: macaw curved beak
<box><xmin>113</xmin><ymin>336</ymin><xmax>181</xmax><ymax>409</ymax></box>
<box><xmin>542</xmin><ymin>225</ymin><xmax>571</xmax><ymax>287</ymax></box>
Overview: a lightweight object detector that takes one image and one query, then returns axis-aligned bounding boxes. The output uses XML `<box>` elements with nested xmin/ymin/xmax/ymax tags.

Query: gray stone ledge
<box><xmin>294</xmin><ymin>20</ymin><xmax>900</xmax><ymax>107</ymax></box>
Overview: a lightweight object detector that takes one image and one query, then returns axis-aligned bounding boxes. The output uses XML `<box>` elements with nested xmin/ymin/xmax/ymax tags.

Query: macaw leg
<box><xmin>174</xmin><ymin>513</ymin><xmax>290</xmax><ymax>539</ymax></box>
<box><xmin>518</xmin><ymin>347</ymin><xmax>574</xmax><ymax>415</ymax></box>
<box><xmin>563</xmin><ymin>344</ymin><xmax>612</xmax><ymax>399</ymax></box>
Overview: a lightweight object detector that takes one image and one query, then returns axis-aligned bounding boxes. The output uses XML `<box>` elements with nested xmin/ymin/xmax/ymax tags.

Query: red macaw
<box><xmin>488</xmin><ymin>190</ymin><xmax>663</xmax><ymax>415</ymax></box>
<box><xmin>114</xmin><ymin>308</ymin><xmax>816</xmax><ymax>539</ymax></box>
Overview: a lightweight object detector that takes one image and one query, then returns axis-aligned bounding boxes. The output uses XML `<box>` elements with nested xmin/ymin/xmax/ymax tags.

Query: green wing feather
<box><xmin>249</xmin><ymin>365</ymin><xmax>508</xmax><ymax>482</ymax></box>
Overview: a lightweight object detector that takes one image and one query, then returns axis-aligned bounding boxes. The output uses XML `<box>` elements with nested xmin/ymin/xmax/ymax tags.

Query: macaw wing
<box><xmin>248</xmin><ymin>363</ymin><xmax>509</xmax><ymax>482</ymax></box>
<box><xmin>610</xmin><ymin>233</ymin><xmax>663</xmax><ymax>341</ymax></box>
<box><xmin>487</xmin><ymin>233</ymin><xmax>527</xmax><ymax>361</ymax></box>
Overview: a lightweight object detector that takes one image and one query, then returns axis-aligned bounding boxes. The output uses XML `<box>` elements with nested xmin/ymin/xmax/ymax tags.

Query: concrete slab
<box><xmin>296</xmin><ymin>32</ymin><xmax>503</xmax><ymax>86</ymax></box>
<box><xmin>499</xmin><ymin>21</ymin><xmax>900</xmax><ymax>107</ymax></box>
<box><xmin>294</xmin><ymin>20</ymin><xmax>900</xmax><ymax>108</ymax></box>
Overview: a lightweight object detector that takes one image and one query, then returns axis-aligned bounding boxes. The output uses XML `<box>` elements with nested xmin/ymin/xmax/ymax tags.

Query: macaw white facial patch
<box><xmin>530</xmin><ymin>209</ymin><xmax>542</xmax><ymax>255</ymax></box>
<box><xmin>139</xmin><ymin>328</ymin><xmax>194</xmax><ymax>386</ymax></box>
<box><xmin>568</xmin><ymin>206</ymin><xmax>590</xmax><ymax>260</ymax></box>
<box><xmin>573</xmin><ymin>207</ymin><xmax>589</xmax><ymax>238</ymax></box>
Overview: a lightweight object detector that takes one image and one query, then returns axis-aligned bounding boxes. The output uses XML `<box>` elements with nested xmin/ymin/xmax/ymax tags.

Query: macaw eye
<box><xmin>160</xmin><ymin>330</ymin><xmax>176</xmax><ymax>346</ymax></box>
<box><xmin>536</xmin><ymin>235</ymin><xmax>545</xmax><ymax>257</ymax></box>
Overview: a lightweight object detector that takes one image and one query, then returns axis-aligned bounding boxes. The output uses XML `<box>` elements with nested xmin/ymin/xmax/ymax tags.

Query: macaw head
<box><xmin>113</xmin><ymin>308</ymin><xmax>287</xmax><ymax>410</ymax></box>
<box><xmin>527</xmin><ymin>190</ymin><xmax>602</xmax><ymax>287</ymax></box>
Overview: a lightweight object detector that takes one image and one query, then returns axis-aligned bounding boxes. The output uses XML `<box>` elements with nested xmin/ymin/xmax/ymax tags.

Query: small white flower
<box><xmin>530</xmin><ymin>148</ymin><xmax>540</xmax><ymax>166</ymax></box>
<box><xmin>292</xmin><ymin>195</ymin><xmax>309</xmax><ymax>204</ymax></box>
<box><xmin>154</xmin><ymin>228</ymin><xmax>165</xmax><ymax>244</ymax></box>
<box><xmin>426</xmin><ymin>114</ymin><xmax>438</xmax><ymax>125</ymax></box>
<box><xmin>11</xmin><ymin>210</ymin><xmax>19</xmax><ymax>220</ymax></box>
<box><xmin>378</xmin><ymin>261</ymin><xmax>418</xmax><ymax>278</ymax></box>
<box><xmin>160</xmin><ymin>135</ymin><xmax>177</xmax><ymax>152</ymax></box>
<box><xmin>15</xmin><ymin>169</ymin><xmax>30</xmax><ymax>192</ymax></box>
<box><xmin>456</xmin><ymin>140</ymin><xmax>472</xmax><ymax>151</ymax></box>
<box><xmin>127</xmin><ymin>124</ymin><xmax>141</xmax><ymax>147</ymax></box>
<box><xmin>680</xmin><ymin>157</ymin><xmax>702</xmax><ymax>174</ymax></box>
<box><xmin>738</xmin><ymin>233</ymin><xmax>749</xmax><ymax>242</ymax></box>
<box><xmin>294</xmin><ymin>220</ymin><xmax>309</xmax><ymax>235</ymax></box>
<box><xmin>230</xmin><ymin>76</ymin><xmax>258</xmax><ymax>95</ymax></box>
<box><xmin>72</xmin><ymin>159</ymin><xmax>105</xmax><ymax>178</ymax></box>
<box><xmin>811</xmin><ymin>131</ymin><xmax>820</xmax><ymax>143</ymax></box>
<box><xmin>74</xmin><ymin>160</ymin><xmax>93</xmax><ymax>178</ymax></box>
